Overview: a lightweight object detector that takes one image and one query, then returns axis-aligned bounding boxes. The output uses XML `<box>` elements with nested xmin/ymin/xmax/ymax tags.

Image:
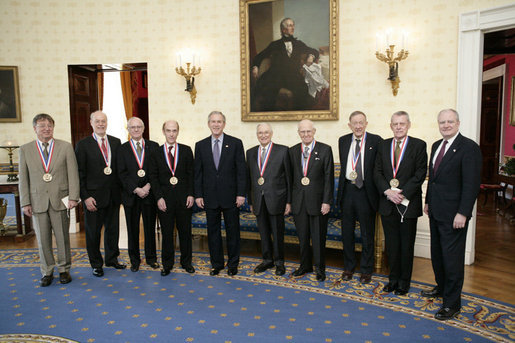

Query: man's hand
<box><xmin>423</xmin><ymin>204</ymin><xmax>429</xmax><ymax>215</ymax></box>
<box><xmin>251</xmin><ymin>66</ymin><xmax>259</xmax><ymax>79</ymax></box>
<box><xmin>134</xmin><ymin>187</ymin><xmax>149</xmax><ymax>199</ymax></box>
<box><xmin>157</xmin><ymin>198</ymin><xmax>167</xmax><ymax>212</ymax></box>
<box><xmin>236</xmin><ymin>196</ymin><xmax>246</xmax><ymax>208</ymax></box>
<box><xmin>186</xmin><ymin>196</ymin><xmax>194</xmax><ymax>209</ymax></box>
<box><xmin>453</xmin><ymin>213</ymin><xmax>467</xmax><ymax>229</ymax></box>
<box><xmin>195</xmin><ymin>198</ymin><xmax>204</xmax><ymax>209</ymax></box>
<box><xmin>384</xmin><ymin>189</ymin><xmax>404</xmax><ymax>205</ymax></box>
<box><xmin>284</xmin><ymin>203</ymin><xmax>291</xmax><ymax>216</ymax></box>
<box><xmin>22</xmin><ymin>205</ymin><xmax>32</xmax><ymax>217</ymax></box>
<box><xmin>321</xmin><ymin>203</ymin><xmax>330</xmax><ymax>215</ymax></box>
<box><xmin>84</xmin><ymin>197</ymin><xmax>97</xmax><ymax>212</ymax></box>
<box><xmin>68</xmin><ymin>200</ymin><xmax>78</xmax><ymax>209</ymax></box>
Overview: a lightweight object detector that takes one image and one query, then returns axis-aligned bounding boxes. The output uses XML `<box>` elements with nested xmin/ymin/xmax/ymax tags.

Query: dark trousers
<box><xmin>429</xmin><ymin>214</ymin><xmax>468</xmax><ymax>309</ymax></box>
<box><xmin>293</xmin><ymin>198</ymin><xmax>328</xmax><ymax>272</ymax></box>
<box><xmin>84</xmin><ymin>200</ymin><xmax>120</xmax><ymax>268</ymax></box>
<box><xmin>381</xmin><ymin>211</ymin><xmax>417</xmax><ymax>290</ymax></box>
<box><xmin>157</xmin><ymin>202</ymin><xmax>193</xmax><ymax>270</ymax></box>
<box><xmin>122</xmin><ymin>198</ymin><xmax>157</xmax><ymax>267</ymax></box>
<box><xmin>341</xmin><ymin>182</ymin><xmax>376</xmax><ymax>274</ymax></box>
<box><xmin>206</xmin><ymin>206</ymin><xmax>240</xmax><ymax>269</ymax></box>
<box><xmin>256</xmin><ymin>197</ymin><xmax>285</xmax><ymax>267</ymax></box>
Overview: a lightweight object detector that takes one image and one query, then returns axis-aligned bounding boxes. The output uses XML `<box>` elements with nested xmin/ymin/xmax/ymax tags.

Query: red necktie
<box><xmin>433</xmin><ymin>140</ymin><xmax>448</xmax><ymax>173</ymax></box>
<box><xmin>101</xmin><ymin>138</ymin><xmax>108</xmax><ymax>158</ymax></box>
<box><xmin>168</xmin><ymin>145</ymin><xmax>174</xmax><ymax>161</ymax></box>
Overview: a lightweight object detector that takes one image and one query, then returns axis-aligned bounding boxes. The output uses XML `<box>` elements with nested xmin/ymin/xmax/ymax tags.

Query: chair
<box><xmin>480</xmin><ymin>183</ymin><xmax>507</xmax><ymax>208</ymax></box>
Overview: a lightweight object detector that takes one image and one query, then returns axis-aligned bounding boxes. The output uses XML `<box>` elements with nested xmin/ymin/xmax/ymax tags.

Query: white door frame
<box><xmin>457</xmin><ymin>3</ymin><xmax>515</xmax><ymax>264</ymax></box>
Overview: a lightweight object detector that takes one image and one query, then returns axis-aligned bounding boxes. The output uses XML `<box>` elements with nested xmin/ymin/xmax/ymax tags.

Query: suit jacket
<box><xmin>246</xmin><ymin>143</ymin><xmax>292</xmax><ymax>216</ymax></box>
<box><xmin>117</xmin><ymin>139</ymin><xmax>159</xmax><ymax>207</ymax></box>
<box><xmin>75</xmin><ymin>134</ymin><xmax>121</xmax><ymax>208</ymax></box>
<box><xmin>19</xmin><ymin>139</ymin><xmax>80</xmax><ymax>213</ymax></box>
<box><xmin>194</xmin><ymin>134</ymin><xmax>246</xmax><ymax>209</ymax></box>
<box><xmin>150</xmin><ymin>143</ymin><xmax>194</xmax><ymax>208</ymax></box>
<box><xmin>337</xmin><ymin>132</ymin><xmax>382</xmax><ymax>210</ymax></box>
<box><xmin>426</xmin><ymin>133</ymin><xmax>482</xmax><ymax>222</ymax></box>
<box><xmin>289</xmin><ymin>141</ymin><xmax>334</xmax><ymax>216</ymax></box>
<box><xmin>374</xmin><ymin>136</ymin><xmax>427</xmax><ymax>218</ymax></box>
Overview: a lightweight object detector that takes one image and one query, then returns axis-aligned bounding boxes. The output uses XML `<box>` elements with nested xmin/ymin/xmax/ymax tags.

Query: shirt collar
<box><xmin>212</xmin><ymin>133</ymin><xmax>224</xmax><ymax>144</ymax></box>
<box><xmin>444</xmin><ymin>132</ymin><xmax>459</xmax><ymax>146</ymax></box>
<box><xmin>38</xmin><ymin>138</ymin><xmax>54</xmax><ymax>146</ymax></box>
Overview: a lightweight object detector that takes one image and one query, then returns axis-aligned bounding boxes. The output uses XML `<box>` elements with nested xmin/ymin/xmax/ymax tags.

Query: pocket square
<box><xmin>315</xmin><ymin>157</ymin><xmax>320</xmax><ymax>160</ymax></box>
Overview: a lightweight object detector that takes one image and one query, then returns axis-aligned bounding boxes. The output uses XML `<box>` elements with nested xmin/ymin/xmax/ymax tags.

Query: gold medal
<box><xmin>137</xmin><ymin>169</ymin><xmax>145</xmax><ymax>177</ymax></box>
<box><xmin>257</xmin><ymin>177</ymin><xmax>265</xmax><ymax>185</ymax></box>
<box><xmin>390</xmin><ymin>178</ymin><xmax>399</xmax><ymax>188</ymax></box>
<box><xmin>43</xmin><ymin>173</ymin><xmax>52</xmax><ymax>182</ymax></box>
<box><xmin>349</xmin><ymin>170</ymin><xmax>358</xmax><ymax>180</ymax></box>
<box><xmin>301</xmin><ymin>177</ymin><xmax>310</xmax><ymax>186</ymax></box>
<box><xmin>170</xmin><ymin>176</ymin><xmax>178</xmax><ymax>185</ymax></box>
<box><xmin>104</xmin><ymin>167</ymin><xmax>112</xmax><ymax>175</ymax></box>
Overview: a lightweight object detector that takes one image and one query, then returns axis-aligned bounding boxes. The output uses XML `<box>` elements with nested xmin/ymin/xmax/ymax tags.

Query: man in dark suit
<box><xmin>289</xmin><ymin>119</ymin><xmax>334</xmax><ymax>281</ymax></box>
<box><xmin>19</xmin><ymin>113</ymin><xmax>80</xmax><ymax>286</ymax></box>
<box><xmin>150</xmin><ymin>120</ymin><xmax>195</xmax><ymax>276</ymax></box>
<box><xmin>422</xmin><ymin>109</ymin><xmax>482</xmax><ymax>321</ymax></box>
<box><xmin>246</xmin><ymin>123</ymin><xmax>292</xmax><ymax>276</ymax></box>
<box><xmin>194</xmin><ymin>111</ymin><xmax>246</xmax><ymax>276</ymax></box>
<box><xmin>117</xmin><ymin>117</ymin><xmax>160</xmax><ymax>272</ymax></box>
<box><xmin>75</xmin><ymin>110</ymin><xmax>125</xmax><ymax>277</ymax></box>
<box><xmin>337</xmin><ymin>111</ymin><xmax>382</xmax><ymax>284</ymax></box>
<box><xmin>374</xmin><ymin>111</ymin><xmax>427</xmax><ymax>295</ymax></box>
<box><xmin>251</xmin><ymin>18</ymin><xmax>319</xmax><ymax>111</ymax></box>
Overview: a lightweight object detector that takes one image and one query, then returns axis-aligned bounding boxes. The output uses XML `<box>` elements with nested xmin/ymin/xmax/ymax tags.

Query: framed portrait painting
<box><xmin>240</xmin><ymin>0</ymin><xmax>338</xmax><ymax>121</ymax></box>
<box><xmin>0</xmin><ymin>66</ymin><xmax>21</xmax><ymax>123</ymax></box>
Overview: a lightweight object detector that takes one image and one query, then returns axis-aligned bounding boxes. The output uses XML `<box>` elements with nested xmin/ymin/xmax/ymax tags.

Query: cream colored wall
<box><xmin>0</xmin><ymin>0</ymin><xmax>512</xmax><ymax>165</ymax></box>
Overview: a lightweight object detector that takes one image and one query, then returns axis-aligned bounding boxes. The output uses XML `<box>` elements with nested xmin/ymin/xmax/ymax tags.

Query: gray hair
<box><xmin>127</xmin><ymin>116</ymin><xmax>144</xmax><ymax>128</ymax></box>
<box><xmin>32</xmin><ymin>113</ymin><xmax>55</xmax><ymax>127</ymax></box>
<box><xmin>256</xmin><ymin>122</ymin><xmax>273</xmax><ymax>133</ymax></box>
<box><xmin>280</xmin><ymin>18</ymin><xmax>294</xmax><ymax>33</ymax></box>
<box><xmin>438</xmin><ymin>108</ymin><xmax>460</xmax><ymax>122</ymax></box>
<box><xmin>208</xmin><ymin>111</ymin><xmax>226</xmax><ymax>123</ymax></box>
<box><xmin>391</xmin><ymin>110</ymin><xmax>410</xmax><ymax>123</ymax></box>
<box><xmin>90</xmin><ymin>110</ymin><xmax>107</xmax><ymax>121</ymax></box>
<box><xmin>349</xmin><ymin>111</ymin><xmax>367</xmax><ymax>122</ymax></box>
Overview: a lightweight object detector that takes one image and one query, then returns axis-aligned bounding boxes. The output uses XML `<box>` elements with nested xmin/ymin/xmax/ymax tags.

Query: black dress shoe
<box><xmin>359</xmin><ymin>273</ymin><xmax>372</xmax><ymax>284</ymax></box>
<box><xmin>227</xmin><ymin>267</ymin><xmax>238</xmax><ymax>276</ymax></box>
<box><xmin>130</xmin><ymin>265</ymin><xmax>139</xmax><ymax>272</ymax></box>
<box><xmin>59</xmin><ymin>272</ymin><xmax>72</xmax><ymax>284</ymax></box>
<box><xmin>275</xmin><ymin>266</ymin><xmax>286</xmax><ymax>276</ymax></box>
<box><xmin>92</xmin><ymin>268</ymin><xmax>104</xmax><ymax>277</ymax></box>
<box><xmin>292</xmin><ymin>267</ymin><xmax>313</xmax><ymax>277</ymax></box>
<box><xmin>183</xmin><ymin>265</ymin><xmax>195</xmax><ymax>273</ymax></box>
<box><xmin>106</xmin><ymin>262</ymin><xmax>126</xmax><ymax>269</ymax></box>
<box><xmin>209</xmin><ymin>268</ymin><xmax>223</xmax><ymax>276</ymax></box>
<box><xmin>435</xmin><ymin>307</ymin><xmax>460</xmax><ymax>321</ymax></box>
<box><xmin>40</xmin><ymin>275</ymin><xmax>53</xmax><ymax>287</ymax></box>
<box><xmin>316</xmin><ymin>271</ymin><xmax>326</xmax><ymax>282</ymax></box>
<box><xmin>394</xmin><ymin>288</ymin><xmax>409</xmax><ymax>296</ymax></box>
<box><xmin>161</xmin><ymin>268</ymin><xmax>171</xmax><ymax>276</ymax></box>
<box><xmin>421</xmin><ymin>287</ymin><xmax>442</xmax><ymax>298</ymax></box>
<box><xmin>148</xmin><ymin>262</ymin><xmax>160</xmax><ymax>269</ymax></box>
<box><xmin>253</xmin><ymin>262</ymin><xmax>274</xmax><ymax>274</ymax></box>
<box><xmin>341</xmin><ymin>271</ymin><xmax>353</xmax><ymax>281</ymax></box>
<box><xmin>382</xmin><ymin>283</ymin><xmax>397</xmax><ymax>293</ymax></box>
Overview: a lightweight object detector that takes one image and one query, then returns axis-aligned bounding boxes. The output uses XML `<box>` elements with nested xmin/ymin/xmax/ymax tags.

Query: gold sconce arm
<box><xmin>375</xmin><ymin>45</ymin><xmax>409</xmax><ymax>96</ymax></box>
<box><xmin>175</xmin><ymin>62</ymin><xmax>202</xmax><ymax>104</ymax></box>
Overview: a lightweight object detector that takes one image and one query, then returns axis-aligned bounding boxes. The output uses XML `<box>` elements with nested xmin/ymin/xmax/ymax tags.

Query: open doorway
<box><xmin>67</xmin><ymin>63</ymin><xmax>148</xmax><ymax>147</ymax></box>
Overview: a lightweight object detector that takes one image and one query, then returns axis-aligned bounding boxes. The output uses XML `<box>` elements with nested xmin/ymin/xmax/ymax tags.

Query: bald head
<box><xmin>162</xmin><ymin>120</ymin><xmax>180</xmax><ymax>145</ymax></box>
<box><xmin>298</xmin><ymin>119</ymin><xmax>316</xmax><ymax>145</ymax></box>
<box><xmin>256</xmin><ymin>122</ymin><xmax>273</xmax><ymax>147</ymax></box>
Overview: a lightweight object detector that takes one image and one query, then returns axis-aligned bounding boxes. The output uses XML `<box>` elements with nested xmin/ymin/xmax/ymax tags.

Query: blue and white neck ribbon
<box><xmin>390</xmin><ymin>136</ymin><xmax>409</xmax><ymax>179</ymax></box>
<box><xmin>164</xmin><ymin>143</ymin><xmax>179</xmax><ymax>176</ymax></box>
<box><xmin>92</xmin><ymin>133</ymin><xmax>110</xmax><ymax>167</ymax></box>
<box><xmin>36</xmin><ymin>139</ymin><xmax>54</xmax><ymax>173</ymax></box>
<box><xmin>351</xmin><ymin>132</ymin><xmax>366</xmax><ymax>173</ymax></box>
<box><xmin>257</xmin><ymin>142</ymin><xmax>273</xmax><ymax>177</ymax></box>
<box><xmin>130</xmin><ymin>139</ymin><xmax>145</xmax><ymax>170</ymax></box>
<box><xmin>302</xmin><ymin>140</ymin><xmax>316</xmax><ymax>176</ymax></box>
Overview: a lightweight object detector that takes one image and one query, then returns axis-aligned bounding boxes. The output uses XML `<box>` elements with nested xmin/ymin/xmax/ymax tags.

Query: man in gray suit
<box><xmin>19</xmin><ymin>113</ymin><xmax>80</xmax><ymax>287</ymax></box>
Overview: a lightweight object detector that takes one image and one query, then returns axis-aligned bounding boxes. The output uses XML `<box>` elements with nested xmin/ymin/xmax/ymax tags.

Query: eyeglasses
<box><xmin>128</xmin><ymin>125</ymin><xmax>144</xmax><ymax>130</ymax></box>
<box><xmin>36</xmin><ymin>125</ymin><xmax>54</xmax><ymax>129</ymax></box>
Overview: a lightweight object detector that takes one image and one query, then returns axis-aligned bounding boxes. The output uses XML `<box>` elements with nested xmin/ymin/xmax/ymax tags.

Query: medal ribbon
<box><xmin>390</xmin><ymin>136</ymin><xmax>409</xmax><ymax>179</ymax></box>
<box><xmin>257</xmin><ymin>143</ymin><xmax>273</xmax><ymax>177</ymax></box>
<box><xmin>351</xmin><ymin>132</ymin><xmax>366</xmax><ymax>172</ymax></box>
<box><xmin>36</xmin><ymin>140</ymin><xmax>54</xmax><ymax>173</ymax></box>
<box><xmin>302</xmin><ymin>140</ymin><xmax>316</xmax><ymax>177</ymax></box>
<box><xmin>130</xmin><ymin>139</ymin><xmax>145</xmax><ymax>169</ymax></box>
<box><xmin>164</xmin><ymin>143</ymin><xmax>179</xmax><ymax>176</ymax></box>
<box><xmin>92</xmin><ymin>133</ymin><xmax>110</xmax><ymax>167</ymax></box>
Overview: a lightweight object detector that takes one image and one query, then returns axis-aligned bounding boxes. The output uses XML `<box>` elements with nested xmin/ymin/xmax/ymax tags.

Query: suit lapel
<box><xmin>435</xmin><ymin>134</ymin><xmax>463</xmax><ymax>178</ymax></box>
<box><xmin>48</xmin><ymin>140</ymin><xmax>60</xmax><ymax>174</ymax></box>
<box><xmin>341</xmin><ymin>136</ymin><xmax>352</xmax><ymax>171</ymax></box>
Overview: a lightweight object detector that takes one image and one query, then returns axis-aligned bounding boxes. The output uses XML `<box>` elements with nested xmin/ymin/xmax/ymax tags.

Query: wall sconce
<box><xmin>375</xmin><ymin>31</ymin><xmax>409</xmax><ymax>96</ymax></box>
<box><xmin>175</xmin><ymin>52</ymin><xmax>202</xmax><ymax>104</ymax></box>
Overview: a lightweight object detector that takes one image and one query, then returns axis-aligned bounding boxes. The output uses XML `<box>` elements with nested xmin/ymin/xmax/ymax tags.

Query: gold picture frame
<box><xmin>0</xmin><ymin>66</ymin><xmax>21</xmax><ymax>123</ymax></box>
<box><xmin>240</xmin><ymin>0</ymin><xmax>338</xmax><ymax>121</ymax></box>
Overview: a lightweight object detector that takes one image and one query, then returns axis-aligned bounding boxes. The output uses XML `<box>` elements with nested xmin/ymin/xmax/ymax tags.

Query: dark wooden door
<box><xmin>480</xmin><ymin>76</ymin><xmax>503</xmax><ymax>184</ymax></box>
<box><xmin>68</xmin><ymin>65</ymin><xmax>98</xmax><ymax>147</ymax></box>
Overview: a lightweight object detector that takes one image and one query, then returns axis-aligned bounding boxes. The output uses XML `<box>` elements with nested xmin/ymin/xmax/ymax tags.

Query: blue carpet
<box><xmin>0</xmin><ymin>249</ymin><xmax>513</xmax><ymax>343</ymax></box>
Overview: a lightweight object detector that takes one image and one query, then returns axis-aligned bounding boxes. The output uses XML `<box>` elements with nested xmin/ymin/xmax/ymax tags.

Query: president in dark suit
<box><xmin>117</xmin><ymin>117</ymin><xmax>160</xmax><ymax>272</ymax></box>
<box><xmin>150</xmin><ymin>120</ymin><xmax>195</xmax><ymax>276</ymax></box>
<box><xmin>374</xmin><ymin>111</ymin><xmax>427</xmax><ymax>295</ymax></box>
<box><xmin>337</xmin><ymin>111</ymin><xmax>382</xmax><ymax>284</ymax></box>
<box><xmin>422</xmin><ymin>109</ymin><xmax>482</xmax><ymax>321</ymax></box>
<box><xmin>251</xmin><ymin>18</ymin><xmax>319</xmax><ymax>111</ymax></box>
<box><xmin>289</xmin><ymin>119</ymin><xmax>334</xmax><ymax>281</ymax></box>
<box><xmin>194</xmin><ymin>111</ymin><xmax>246</xmax><ymax>276</ymax></box>
<box><xmin>246</xmin><ymin>123</ymin><xmax>292</xmax><ymax>276</ymax></box>
<box><xmin>75</xmin><ymin>110</ymin><xmax>124</xmax><ymax>277</ymax></box>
